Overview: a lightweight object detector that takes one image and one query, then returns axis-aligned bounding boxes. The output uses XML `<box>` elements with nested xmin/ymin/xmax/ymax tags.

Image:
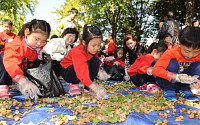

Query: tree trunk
<box><xmin>185</xmin><ymin>0</ymin><xmax>195</xmax><ymax>26</ymax></box>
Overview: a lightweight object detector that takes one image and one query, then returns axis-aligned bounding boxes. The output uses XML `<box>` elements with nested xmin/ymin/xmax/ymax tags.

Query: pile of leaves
<box><xmin>1</xmin><ymin>81</ymin><xmax>200</xmax><ymax>125</ymax></box>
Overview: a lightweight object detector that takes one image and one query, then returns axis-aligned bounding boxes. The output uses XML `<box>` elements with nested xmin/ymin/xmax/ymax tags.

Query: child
<box><xmin>135</xmin><ymin>45</ymin><xmax>147</xmax><ymax>58</ymax></box>
<box><xmin>60</xmin><ymin>24</ymin><xmax>107</xmax><ymax>100</ymax></box>
<box><xmin>104</xmin><ymin>47</ymin><xmax>125</xmax><ymax>77</ymax></box>
<box><xmin>0</xmin><ymin>19</ymin><xmax>16</xmax><ymax>48</ymax></box>
<box><xmin>163</xmin><ymin>33</ymin><xmax>173</xmax><ymax>48</ymax></box>
<box><xmin>42</xmin><ymin>28</ymin><xmax>79</xmax><ymax>77</ymax></box>
<box><xmin>152</xmin><ymin>26</ymin><xmax>200</xmax><ymax>102</ymax></box>
<box><xmin>127</xmin><ymin>42</ymin><xmax>167</xmax><ymax>87</ymax></box>
<box><xmin>103</xmin><ymin>34</ymin><xmax>116</xmax><ymax>56</ymax></box>
<box><xmin>0</xmin><ymin>19</ymin><xmax>51</xmax><ymax>100</ymax></box>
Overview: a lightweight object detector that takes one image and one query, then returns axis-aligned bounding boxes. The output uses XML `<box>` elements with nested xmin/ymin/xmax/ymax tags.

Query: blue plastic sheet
<box><xmin>1</xmin><ymin>81</ymin><xmax>200</xmax><ymax>125</ymax></box>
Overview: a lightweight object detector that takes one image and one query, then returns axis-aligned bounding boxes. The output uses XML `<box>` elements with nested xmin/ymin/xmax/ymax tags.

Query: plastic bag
<box><xmin>97</xmin><ymin>67</ymin><xmax>110</xmax><ymax>81</ymax></box>
<box><xmin>190</xmin><ymin>81</ymin><xmax>200</xmax><ymax>95</ymax></box>
<box><xmin>22</xmin><ymin>56</ymin><xmax>66</xmax><ymax>98</ymax></box>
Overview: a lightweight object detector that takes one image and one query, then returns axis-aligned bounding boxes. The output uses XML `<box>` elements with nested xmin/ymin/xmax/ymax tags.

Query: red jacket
<box><xmin>3</xmin><ymin>36</ymin><xmax>43</xmax><ymax>82</ymax></box>
<box><xmin>152</xmin><ymin>45</ymin><xmax>200</xmax><ymax>81</ymax></box>
<box><xmin>107</xmin><ymin>40</ymin><xmax>116</xmax><ymax>54</ymax></box>
<box><xmin>127</xmin><ymin>54</ymin><xmax>155</xmax><ymax>76</ymax></box>
<box><xmin>0</xmin><ymin>32</ymin><xmax>16</xmax><ymax>45</ymax></box>
<box><xmin>60</xmin><ymin>44</ymin><xmax>98</xmax><ymax>87</ymax></box>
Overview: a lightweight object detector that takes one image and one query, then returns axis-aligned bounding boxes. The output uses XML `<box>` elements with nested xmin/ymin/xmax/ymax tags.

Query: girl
<box><xmin>135</xmin><ymin>45</ymin><xmax>147</xmax><ymax>58</ymax></box>
<box><xmin>103</xmin><ymin>34</ymin><xmax>116</xmax><ymax>56</ymax></box>
<box><xmin>42</xmin><ymin>28</ymin><xmax>79</xmax><ymax>77</ymax></box>
<box><xmin>60</xmin><ymin>24</ymin><xmax>107</xmax><ymax>100</ymax></box>
<box><xmin>104</xmin><ymin>47</ymin><xmax>125</xmax><ymax>79</ymax></box>
<box><xmin>123</xmin><ymin>34</ymin><xmax>139</xmax><ymax>81</ymax></box>
<box><xmin>162</xmin><ymin>33</ymin><xmax>173</xmax><ymax>48</ymax></box>
<box><xmin>152</xmin><ymin>26</ymin><xmax>200</xmax><ymax>102</ymax></box>
<box><xmin>128</xmin><ymin>42</ymin><xmax>167</xmax><ymax>87</ymax></box>
<box><xmin>0</xmin><ymin>19</ymin><xmax>51</xmax><ymax>100</ymax></box>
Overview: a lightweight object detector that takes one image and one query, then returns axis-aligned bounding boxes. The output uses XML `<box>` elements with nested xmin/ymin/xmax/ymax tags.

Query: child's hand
<box><xmin>113</xmin><ymin>61</ymin><xmax>120</xmax><ymax>66</ymax></box>
<box><xmin>147</xmin><ymin>67</ymin><xmax>153</xmax><ymax>75</ymax></box>
<box><xmin>105</xmin><ymin>56</ymin><xmax>115</xmax><ymax>62</ymax></box>
<box><xmin>89</xmin><ymin>82</ymin><xmax>108</xmax><ymax>100</ymax></box>
<box><xmin>18</xmin><ymin>77</ymin><xmax>42</xmax><ymax>100</ymax></box>
<box><xmin>173</xmin><ymin>74</ymin><xmax>199</xmax><ymax>84</ymax></box>
<box><xmin>124</xmin><ymin>75</ymin><xmax>130</xmax><ymax>81</ymax></box>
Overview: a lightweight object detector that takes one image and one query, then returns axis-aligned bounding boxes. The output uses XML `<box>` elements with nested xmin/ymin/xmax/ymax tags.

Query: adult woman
<box><xmin>123</xmin><ymin>34</ymin><xmax>139</xmax><ymax>81</ymax></box>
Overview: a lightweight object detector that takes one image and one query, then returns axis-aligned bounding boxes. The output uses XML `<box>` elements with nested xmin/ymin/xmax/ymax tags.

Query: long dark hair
<box><xmin>18</xmin><ymin>19</ymin><xmax>51</xmax><ymax>39</ymax></box>
<box><xmin>82</xmin><ymin>24</ymin><xmax>102</xmax><ymax>48</ymax></box>
<box><xmin>114</xmin><ymin>47</ymin><xmax>125</xmax><ymax>61</ymax></box>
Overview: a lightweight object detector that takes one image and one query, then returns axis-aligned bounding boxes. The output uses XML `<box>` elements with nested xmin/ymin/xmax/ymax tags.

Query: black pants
<box><xmin>130</xmin><ymin>60</ymin><xmax>156</xmax><ymax>87</ymax></box>
<box><xmin>60</xmin><ymin>57</ymin><xmax>100</xmax><ymax>89</ymax></box>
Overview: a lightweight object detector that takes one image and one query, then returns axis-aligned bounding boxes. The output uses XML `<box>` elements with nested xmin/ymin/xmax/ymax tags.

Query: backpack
<box><xmin>160</xmin><ymin>19</ymin><xmax>180</xmax><ymax>44</ymax></box>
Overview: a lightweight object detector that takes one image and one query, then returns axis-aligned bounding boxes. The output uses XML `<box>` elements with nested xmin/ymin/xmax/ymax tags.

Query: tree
<box><xmin>55</xmin><ymin>0</ymin><xmax>200</xmax><ymax>45</ymax></box>
<box><xmin>150</xmin><ymin>0</ymin><xmax>200</xmax><ymax>28</ymax></box>
<box><xmin>0</xmin><ymin>0</ymin><xmax>38</xmax><ymax>34</ymax></box>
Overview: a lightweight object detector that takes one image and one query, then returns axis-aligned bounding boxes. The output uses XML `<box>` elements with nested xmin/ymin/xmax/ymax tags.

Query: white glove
<box><xmin>147</xmin><ymin>67</ymin><xmax>153</xmax><ymax>75</ymax></box>
<box><xmin>18</xmin><ymin>77</ymin><xmax>41</xmax><ymax>100</ymax></box>
<box><xmin>105</xmin><ymin>56</ymin><xmax>115</xmax><ymax>62</ymax></box>
<box><xmin>172</xmin><ymin>74</ymin><xmax>199</xmax><ymax>84</ymax></box>
<box><xmin>89</xmin><ymin>82</ymin><xmax>108</xmax><ymax>100</ymax></box>
<box><xmin>113</xmin><ymin>61</ymin><xmax>120</xmax><ymax>66</ymax></box>
<box><xmin>8</xmin><ymin>39</ymin><xmax>14</xmax><ymax>42</ymax></box>
<box><xmin>124</xmin><ymin>75</ymin><xmax>130</xmax><ymax>81</ymax></box>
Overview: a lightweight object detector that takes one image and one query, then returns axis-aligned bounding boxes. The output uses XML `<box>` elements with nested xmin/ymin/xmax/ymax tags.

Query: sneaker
<box><xmin>69</xmin><ymin>84</ymin><xmax>81</xmax><ymax>95</ymax></box>
<box><xmin>163</xmin><ymin>90</ymin><xmax>177</xmax><ymax>101</ymax></box>
<box><xmin>137</xmin><ymin>84</ymin><xmax>147</xmax><ymax>90</ymax></box>
<box><xmin>179</xmin><ymin>90</ymin><xmax>199</xmax><ymax>102</ymax></box>
<box><xmin>147</xmin><ymin>84</ymin><xmax>162</xmax><ymax>93</ymax></box>
<box><xmin>0</xmin><ymin>85</ymin><xmax>9</xmax><ymax>98</ymax></box>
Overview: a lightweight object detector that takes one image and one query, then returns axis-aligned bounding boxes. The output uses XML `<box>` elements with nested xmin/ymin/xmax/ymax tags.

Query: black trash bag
<box><xmin>22</xmin><ymin>55</ymin><xmax>66</xmax><ymax>98</ymax></box>
<box><xmin>109</xmin><ymin>66</ymin><xmax>124</xmax><ymax>81</ymax></box>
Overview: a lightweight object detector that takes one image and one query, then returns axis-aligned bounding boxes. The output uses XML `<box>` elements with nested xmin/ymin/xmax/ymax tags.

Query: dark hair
<box><xmin>60</xmin><ymin>28</ymin><xmax>79</xmax><ymax>43</ymax></box>
<box><xmin>70</xmin><ymin>8</ymin><xmax>78</xmax><ymax>14</ymax></box>
<box><xmin>123</xmin><ymin>34</ymin><xmax>139</xmax><ymax>51</ymax></box>
<box><xmin>164</xmin><ymin>32</ymin><xmax>172</xmax><ymax>39</ymax></box>
<box><xmin>50</xmin><ymin>35</ymin><xmax>58</xmax><ymax>39</ymax></box>
<box><xmin>3</xmin><ymin>19</ymin><xmax>13</xmax><ymax>26</ymax></box>
<box><xmin>147</xmin><ymin>42</ymin><xmax>167</xmax><ymax>54</ymax></box>
<box><xmin>192</xmin><ymin>19</ymin><xmax>199</xmax><ymax>27</ymax></box>
<box><xmin>114</xmin><ymin>47</ymin><xmax>125</xmax><ymax>61</ymax></box>
<box><xmin>136</xmin><ymin>45</ymin><xmax>147</xmax><ymax>56</ymax></box>
<box><xmin>82</xmin><ymin>24</ymin><xmax>102</xmax><ymax>48</ymax></box>
<box><xmin>179</xmin><ymin>26</ymin><xmax>200</xmax><ymax>49</ymax></box>
<box><xmin>18</xmin><ymin>19</ymin><xmax>51</xmax><ymax>39</ymax></box>
<box><xmin>165</xmin><ymin>11</ymin><xmax>174</xmax><ymax>19</ymax></box>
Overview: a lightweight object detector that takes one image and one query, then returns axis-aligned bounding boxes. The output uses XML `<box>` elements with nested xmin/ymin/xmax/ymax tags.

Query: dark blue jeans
<box><xmin>130</xmin><ymin>60</ymin><xmax>157</xmax><ymax>87</ymax></box>
<box><xmin>156</xmin><ymin>59</ymin><xmax>200</xmax><ymax>91</ymax></box>
<box><xmin>0</xmin><ymin>52</ymin><xmax>41</xmax><ymax>85</ymax></box>
<box><xmin>61</xmin><ymin>57</ymin><xmax>100</xmax><ymax>86</ymax></box>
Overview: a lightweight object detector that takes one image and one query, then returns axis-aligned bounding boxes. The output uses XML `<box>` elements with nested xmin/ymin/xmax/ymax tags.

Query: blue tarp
<box><xmin>1</xmin><ymin>81</ymin><xmax>200</xmax><ymax>125</ymax></box>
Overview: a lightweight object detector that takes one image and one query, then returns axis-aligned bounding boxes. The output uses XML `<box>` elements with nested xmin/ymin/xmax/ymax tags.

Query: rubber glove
<box><xmin>147</xmin><ymin>67</ymin><xmax>153</xmax><ymax>75</ymax></box>
<box><xmin>172</xmin><ymin>73</ymin><xmax>198</xmax><ymax>84</ymax></box>
<box><xmin>113</xmin><ymin>61</ymin><xmax>120</xmax><ymax>66</ymax></box>
<box><xmin>124</xmin><ymin>75</ymin><xmax>130</xmax><ymax>81</ymax></box>
<box><xmin>18</xmin><ymin>77</ymin><xmax>41</xmax><ymax>100</ymax></box>
<box><xmin>89</xmin><ymin>82</ymin><xmax>108</xmax><ymax>100</ymax></box>
<box><xmin>105</xmin><ymin>56</ymin><xmax>115</xmax><ymax>62</ymax></box>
